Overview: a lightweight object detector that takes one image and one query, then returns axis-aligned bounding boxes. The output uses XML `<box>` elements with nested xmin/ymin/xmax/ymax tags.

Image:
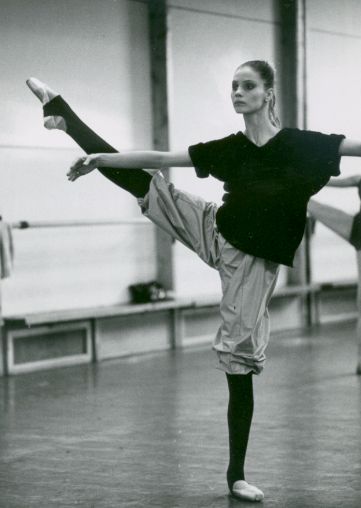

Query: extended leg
<box><xmin>26</xmin><ymin>78</ymin><xmax>151</xmax><ymax>198</ymax></box>
<box><xmin>138</xmin><ymin>173</ymin><xmax>220</xmax><ymax>267</ymax></box>
<box><xmin>309</xmin><ymin>199</ymin><xmax>361</xmax><ymax>373</ymax></box>
<box><xmin>308</xmin><ymin>199</ymin><xmax>353</xmax><ymax>242</ymax></box>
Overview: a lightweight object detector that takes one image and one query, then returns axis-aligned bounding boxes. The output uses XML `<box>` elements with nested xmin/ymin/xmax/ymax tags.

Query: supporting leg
<box><xmin>215</xmin><ymin>243</ymin><xmax>280</xmax><ymax>376</ymax></box>
<box><xmin>226</xmin><ymin>373</ymin><xmax>264</xmax><ymax>502</ymax></box>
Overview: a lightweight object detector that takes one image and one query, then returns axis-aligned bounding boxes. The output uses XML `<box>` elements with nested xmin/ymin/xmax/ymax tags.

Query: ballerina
<box><xmin>309</xmin><ymin>175</ymin><xmax>361</xmax><ymax>374</ymax></box>
<box><xmin>27</xmin><ymin>60</ymin><xmax>361</xmax><ymax>501</ymax></box>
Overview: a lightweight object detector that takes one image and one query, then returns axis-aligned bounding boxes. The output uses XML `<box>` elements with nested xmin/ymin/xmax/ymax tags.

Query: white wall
<box><xmin>0</xmin><ymin>0</ymin><xmax>156</xmax><ymax>314</ymax></box>
<box><xmin>306</xmin><ymin>0</ymin><xmax>361</xmax><ymax>282</ymax></box>
<box><xmin>167</xmin><ymin>0</ymin><xmax>286</xmax><ymax>297</ymax></box>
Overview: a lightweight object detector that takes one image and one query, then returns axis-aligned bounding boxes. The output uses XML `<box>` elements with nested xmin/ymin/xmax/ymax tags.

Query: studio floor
<box><xmin>0</xmin><ymin>321</ymin><xmax>360</xmax><ymax>508</ymax></box>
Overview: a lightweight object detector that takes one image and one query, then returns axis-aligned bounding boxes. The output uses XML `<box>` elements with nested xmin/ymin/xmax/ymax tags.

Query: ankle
<box><xmin>231</xmin><ymin>480</ymin><xmax>264</xmax><ymax>502</ymax></box>
<box><xmin>227</xmin><ymin>465</ymin><xmax>245</xmax><ymax>492</ymax></box>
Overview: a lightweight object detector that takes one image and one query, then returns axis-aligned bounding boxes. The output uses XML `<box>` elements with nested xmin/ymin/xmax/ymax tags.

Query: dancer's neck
<box><xmin>243</xmin><ymin>111</ymin><xmax>280</xmax><ymax>147</ymax></box>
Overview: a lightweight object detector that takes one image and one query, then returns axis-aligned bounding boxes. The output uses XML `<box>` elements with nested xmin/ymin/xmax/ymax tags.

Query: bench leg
<box><xmin>356</xmin><ymin>272</ymin><xmax>361</xmax><ymax>375</ymax></box>
<box><xmin>170</xmin><ymin>309</ymin><xmax>183</xmax><ymax>349</ymax></box>
<box><xmin>357</xmin><ymin>316</ymin><xmax>361</xmax><ymax>375</ymax></box>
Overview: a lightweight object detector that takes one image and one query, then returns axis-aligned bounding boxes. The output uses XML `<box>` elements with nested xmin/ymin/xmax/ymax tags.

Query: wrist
<box><xmin>96</xmin><ymin>153</ymin><xmax>108</xmax><ymax>167</ymax></box>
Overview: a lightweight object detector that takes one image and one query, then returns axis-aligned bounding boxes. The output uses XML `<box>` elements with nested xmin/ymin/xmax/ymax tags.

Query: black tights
<box><xmin>43</xmin><ymin>96</ymin><xmax>254</xmax><ymax>490</ymax></box>
<box><xmin>43</xmin><ymin>96</ymin><xmax>152</xmax><ymax>198</ymax></box>
<box><xmin>226</xmin><ymin>373</ymin><xmax>254</xmax><ymax>490</ymax></box>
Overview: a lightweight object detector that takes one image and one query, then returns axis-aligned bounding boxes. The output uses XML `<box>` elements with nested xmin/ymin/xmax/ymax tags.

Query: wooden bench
<box><xmin>315</xmin><ymin>279</ymin><xmax>359</xmax><ymax>324</ymax></box>
<box><xmin>2</xmin><ymin>297</ymin><xmax>219</xmax><ymax>375</ymax></box>
<box><xmin>3</xmin><ymin>282</ymin><xmax>358</xmax><ymax>376</ymax></box>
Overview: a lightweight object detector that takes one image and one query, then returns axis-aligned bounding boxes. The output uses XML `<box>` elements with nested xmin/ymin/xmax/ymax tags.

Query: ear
<box><xmin>265</xmin><ymin>88</ymin><xmax>274</xmax><ymax>103</ymax></box>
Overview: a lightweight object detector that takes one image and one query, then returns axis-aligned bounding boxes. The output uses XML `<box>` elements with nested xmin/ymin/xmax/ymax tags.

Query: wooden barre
<box><xmin>10</xmin><ymin>218</ymin><xmax>150</xmax><ymax>229</ymax></box>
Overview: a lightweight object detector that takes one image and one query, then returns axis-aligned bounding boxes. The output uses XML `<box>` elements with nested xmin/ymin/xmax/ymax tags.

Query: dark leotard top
<box><xmin>189</xmin><ymin>128</ymin><xmax>345</xmax><ymax>266</ymax></box>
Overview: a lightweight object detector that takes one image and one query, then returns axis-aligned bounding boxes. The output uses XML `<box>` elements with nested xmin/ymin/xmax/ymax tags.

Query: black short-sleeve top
<box><xmin>188</xmin><ymin>128</ymin><xmax>345</xmax><ymax>266</ymax></box>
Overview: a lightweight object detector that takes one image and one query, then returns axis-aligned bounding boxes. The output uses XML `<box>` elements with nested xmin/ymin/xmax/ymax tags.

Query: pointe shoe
<box><xmin>26</xmin><ymin>77</ymin><xmax>58</xmax><ymax>105</ymax></box>
<box><xmin>26</xmin><ymin>77</ymin><xmax>67</xmax><ymax>131</ymax></box>
<box><xmin>231</xmin><ymin>480</ymin><xmax>264</xmax><ymax>502</ymax></box>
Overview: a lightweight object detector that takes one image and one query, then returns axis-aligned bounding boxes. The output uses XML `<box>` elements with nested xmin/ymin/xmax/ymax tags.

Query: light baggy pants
<box><xmin>138</xmin><ymin>172</ymin><xmax>280</xmax><ymax>375</ymax></box>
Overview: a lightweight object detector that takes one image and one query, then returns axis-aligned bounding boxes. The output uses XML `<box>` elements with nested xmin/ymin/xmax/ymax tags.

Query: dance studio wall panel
<box><xmin>0</xmin><ymin>0</ymin><xmax>155</xmax><ymax>314</ymax></box>
<box><xmin>166</xmin><ymin>0</ymin><xmax>284</xmax><ymax>297</ymax></box>
<box><xmin>306</xmin><ymin>0</ymin><xmax>361</xmax><ymax>283</ymax></box>
<box><xmin>95</xmin><ymin>311</ymin><xmax>172</xmax><ymax>360</ymax></box>
<box><xmin>168</xmin><ymin>0</ymin><xmax>277</xmax><ymax>23</ymax></box>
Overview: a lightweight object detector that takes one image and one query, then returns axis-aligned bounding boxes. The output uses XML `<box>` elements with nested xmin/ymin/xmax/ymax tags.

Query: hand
<box><xmin>67</xmin><ymin>154</ymin><xmax>100</xmax><ymax>181</ymax></box>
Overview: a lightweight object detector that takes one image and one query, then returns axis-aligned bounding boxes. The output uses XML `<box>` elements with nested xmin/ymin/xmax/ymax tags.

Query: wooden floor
<box><xmin>0</xmin><ymin>321</ymin><xmax>361</xmax><ymax>508</ymax></box>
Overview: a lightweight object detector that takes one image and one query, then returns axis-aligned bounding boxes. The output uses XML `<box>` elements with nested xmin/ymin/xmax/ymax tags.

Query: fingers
<box><xmin>70</xmin><ymin>156</ymin><xmax>86</xmax><ymax>171</ymax></box>
<box><xmin>67</xmin><ymin>170</ymin><xmax>81</xmax><ymax>182</ymax></box>
<box><xmin>67</xmin><ymin>155</ymin><xmax>98</xmax><ymax>181</ymax></box>
<box><xmin>67</xmin><ymin>158</ymin><xmax>83</xmax><ymax>181</ymax></box>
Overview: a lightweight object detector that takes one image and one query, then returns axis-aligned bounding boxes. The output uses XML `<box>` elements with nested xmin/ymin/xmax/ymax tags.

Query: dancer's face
<box><xmin>231</xmin><ymin>66</ymin><xmax>270</xmax><ymax>115</ymax></box>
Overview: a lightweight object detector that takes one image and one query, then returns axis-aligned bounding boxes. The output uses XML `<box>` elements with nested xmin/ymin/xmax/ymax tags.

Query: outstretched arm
<box><xmin>327</xmin><ymin>175</ymin><xmax>361</xmax><ymax>187</ymax></box>
<box><xmin>67</xmin><ymin>150</ymin><xmax>192</xmax><ymax>181</ymax></box>
<box><xmin>339</xmin><ymin>138</ymin><xmax>361</xmax><ymax>157</ymax></box>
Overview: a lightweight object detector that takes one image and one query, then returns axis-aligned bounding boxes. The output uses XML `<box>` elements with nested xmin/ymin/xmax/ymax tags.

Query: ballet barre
<box><xmin>10</xmin><ymin>218</ymin><xmax>150</xmax><ymax>229</ymax></box>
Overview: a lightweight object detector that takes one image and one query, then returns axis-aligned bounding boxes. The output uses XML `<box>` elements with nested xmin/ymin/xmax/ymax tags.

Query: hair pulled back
<box><xmin>239</xmin><ymin>60</ymin><xmax>281</xmax><ymax>128</ymax></box>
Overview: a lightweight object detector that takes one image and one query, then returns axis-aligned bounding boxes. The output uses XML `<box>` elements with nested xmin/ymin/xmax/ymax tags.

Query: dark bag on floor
<box><xmin>128</xmin><ymin>281</ymin><xmax>167</xmax><ymax>304</ymax></box>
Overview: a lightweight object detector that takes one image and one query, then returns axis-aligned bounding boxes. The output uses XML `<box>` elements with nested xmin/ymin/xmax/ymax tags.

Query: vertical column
<box><xmin>0</xmin><ymin>285</ymin><xmax>4</xmax><ymax>376</ymax></box>
<box><xmin>356</xmin><ymin>287</ymin><xmax>361</xmax><ymax>375</ymax></box>
<box><xmin>0</xmin><ymin>216</ymin><xmax>4</xmax><ymax>375</ymax></box>
<box><xmin>278</xmin><ymin>0</ymin><xmax>307</xmax><ymax>131</ymax></box>
<box><xmin>148</xmin><ymin>0</ymin><xmax>174</xmax><ymax>291</ymax></box>
<box><xmin>277</xmin><ymin>0</ymin><xmax>312</xmax><ymax>324</ymax></box>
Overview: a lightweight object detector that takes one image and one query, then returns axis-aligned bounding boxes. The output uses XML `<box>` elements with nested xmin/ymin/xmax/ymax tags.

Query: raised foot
<box><xmin>26</xmin><ymin>77</ymin><xmax>58</xmax><ymax>105</ymax></box>
<box><xmin>26</xmin><ymin>77</ymin><xmax>66</xmax><ymax>131</ymax></box>
<box><xmin>231</xmin><ymin>480</ymin><xmax>264</xmax><ymax>502</ymax></box>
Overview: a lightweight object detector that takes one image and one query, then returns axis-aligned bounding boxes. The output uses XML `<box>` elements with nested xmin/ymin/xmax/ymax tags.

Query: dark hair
<box><xmin>239</xmin><ymin>60</ymin><xmax>281</xmax><ymax>128</ymax></box>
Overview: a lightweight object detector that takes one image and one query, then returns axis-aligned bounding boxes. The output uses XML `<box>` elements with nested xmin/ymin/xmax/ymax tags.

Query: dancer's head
<box><xmin>231</xmin><ymin>60</ymin><xmax>280</xmax><ymax>127</ymax></box>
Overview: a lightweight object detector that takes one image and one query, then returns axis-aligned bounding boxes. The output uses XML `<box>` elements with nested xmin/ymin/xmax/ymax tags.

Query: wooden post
<box><xmin>0</xmin><ymin>282</ymin><xmax>4</xmax><ymax>377</ymax></box>
<box><xmin>277</xmin><ymin>0</ymin><xmax>307</xmax><ymax>131</ymax></box>
<box><xmin>0</xmin><ymin>215</ymin><xmax>4</xmax><ymax>376</ymax></box>
<box><xmin>356</xmin><ymin>279</ymin><xmax>361</xmax><ymax>375</ymax></box>
<box><xmin>148</xmin><ymin>0</ymin><xmax>174</xmax><ymax>291</ymax></box>
<box><xmin>277</xmin><ymin>0</ymin><xmax>312</xmax><ymax>325</ymax></box>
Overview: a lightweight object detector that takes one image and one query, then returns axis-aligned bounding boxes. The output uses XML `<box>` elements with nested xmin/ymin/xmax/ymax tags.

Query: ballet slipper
<box><xmin>26</xmin><ymin>77</ymin><xmax>58</xmax><ymax>104</ymax></box>
<box><xmin>231</xmin><ymin>480</ymin><xmax>264</xmax><ymax>502</ymax></box>
<box><xmin>26</xmin><ymin>77</ymin><xmax>67</xmax><ymax>131</ymax></box>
